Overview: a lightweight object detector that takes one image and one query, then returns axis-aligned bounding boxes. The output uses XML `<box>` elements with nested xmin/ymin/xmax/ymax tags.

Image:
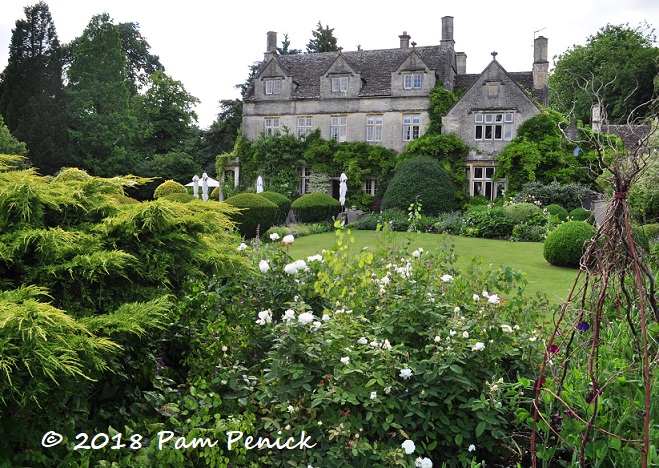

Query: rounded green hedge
<box><xmin>503</xmin><ymin>202</ymin><xmax>544</xmax><ymax>225</ymax></box>
<box><xmin>154</xmin><ymin>180</ymin><xmax>187</xmax><ymax>199</ymax></box>
<box><xmin>259</xmin><ymin>191</ymin><xmax>292</xmax><ymax>224</ymax></box>
<box><xmin>568</xmin><ymin>207</ymin><xmax>592</xmax><ymax>223</ymax></box>
<box><xmin>543</xmin><ymin>221</ymin><xmax>596</xmax><ymax>267</ymax></box>
<box><xmin>545</xmin><ymin>203</ymin><xmax>569</xmax><ymax>221</ymax></box>
<box><xmin>224</xmin><ymin>193</ymin><xmax>279</xmax><ymax>239</ymax></box>
<box><xmin>381</xmin><ymin>156</ymin><xmax>455</xmax><ymax>216</ymax></box>
<box><xmin>291</xmin><ymin>192</ymin><xmax>341</xmax><ymax>223</ymax></box>
<box><xmin>52</xmin><ymin>167</ymin><xmax>92</xmax><ymax>182</ymax></box>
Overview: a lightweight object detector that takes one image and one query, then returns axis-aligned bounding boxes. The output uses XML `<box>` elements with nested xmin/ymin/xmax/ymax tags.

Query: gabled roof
<box><xmin>244</xmin><ymin>45</ymin><xmax>451</xmax><ymax>100</ymax></box>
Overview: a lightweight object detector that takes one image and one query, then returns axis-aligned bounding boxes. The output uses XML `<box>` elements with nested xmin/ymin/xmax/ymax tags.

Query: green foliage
<box><xmin>258</xmin><ymin>191</ymin><xmax>292</xmax><ymax>224</ymax></box>
<box><xmin>543</xmin><ymin>220</ymin><xmax>596</xmax><ymax>267</ymax></box>
<box><xmin>503</xmin><ymin>202</ymin><xmax>544</xmax><ymax>225</ymax></box>
<box><xmin>381</xmin><ymin>156</ymin><xmax>455</xmax><ymax>215</ymax></box>
<box><xmin>0</xmin><ymin>115</ymin><xmax>27</xmax><ymax>156</ymax></box>
<box><xmin>225</xmin><ymin>192</ymin><xmax>279</xmax><ymax>238</ymax></box>
<box><xmin>514</xmin><ymin>181</ymin><xmax>594</xmax><ymax>212</ymax></box>
<box><xmin>642</xmin><ymin>223</ymin><xmax>659</xmax><ymax>241</ymax></box>
<box><xmin>549</xmin><ymin>23</ymin><xmax>659</xmax><ymax>124</ymax></box>
<box><xmin>629</xmin><ymin>141</ymin><xmax>659</xmax><ymax>223</ymax></box>
<box><xmin>461</xmin><ymin>206</ymin><xmax>516</xmax><ymax>239</ymax></box>
<box><xmin>52</xmin><ymin>166</ymin><xmax>92</xmax><ymax>182</ymax></box>
<box><xmin>306</xmin><ymin>21</ymin><xmax>339</xmax><ymax>53</ymax></box>
<box><xmin>427</xmin><ymin>86</ymin><xmax>458</xmax><ymax>133</ymax></box>
<box><xmin>291</xmin><ymin>192</ymin><xmax>341</xmax><ymax>223</ymax></box>
<box><xmin>545</xmin><ymin>203</ymin><xmax>569</xmax><ymax>221</ymax></box>
<box><xmin>495</xmin><ymin>111</ymin><xmax>599</xmax><ymax>190</ymax></box>
<box><xmin>153</xmin><ymin>179</ymin><xmax>186</xmax><ymax>199</ymax></box>
<box><xmin>66</xmin><ymin>13</ymin><xmax>136</xmax><ymax>177</ymax></box>
<box><xmin>569</xmin><ymin>207</ymin><xmax>593</xmax><ymax>223</ymax></box>
<box><xmin>161</xmin><ymin>192</ymin><xmax>195</xmax><ymax>203</ymax></box>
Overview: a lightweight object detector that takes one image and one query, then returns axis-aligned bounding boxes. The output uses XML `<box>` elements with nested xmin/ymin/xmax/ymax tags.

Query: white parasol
<box><xmin>256</xmin><ymin>175</ymin><xmax>264</xmax><ymax>193</ymax></box>
<box><xmin>339</xmin><ymin>172</ymin><xmax>348</xmax><ymax>207</ymax></box>
<box><xmin>192</xmin><ymin>174</ymin><xmax>200</xmax><ymax>198</ymax></box>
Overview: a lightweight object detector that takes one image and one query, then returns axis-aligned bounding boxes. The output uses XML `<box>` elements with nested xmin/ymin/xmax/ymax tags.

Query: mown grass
<box><xmin>286</xmin><ymin>229</ymin><xmax>580</xmax><ymax>303</ymax></box>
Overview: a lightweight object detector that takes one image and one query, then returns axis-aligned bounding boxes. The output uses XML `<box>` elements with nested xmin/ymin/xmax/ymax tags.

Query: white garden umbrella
<box><xmin>256</xmin><ymin>175</ymin><xmax>264</xmax><ymax>193</ymax></box>
<box><xmin>201</xmin><ymin>172</ymin><xmax>209</xmax><ymax>201</ymax></box>
<box><xmin>192</xmin><ymin>174</ymin><xmax>200</xmax><ymax>198</ymax></box>
<box><xmin>339</xmin><ymin>172</ymin><xmax>348</xmax><ymax>207</ymax></box>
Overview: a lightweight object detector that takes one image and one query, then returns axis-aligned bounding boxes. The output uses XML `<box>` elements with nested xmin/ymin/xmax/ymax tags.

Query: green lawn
<box><xmin>286</xmin><ymin>230</ymin><xmax>580</xmax><ymax>303</ymax></box>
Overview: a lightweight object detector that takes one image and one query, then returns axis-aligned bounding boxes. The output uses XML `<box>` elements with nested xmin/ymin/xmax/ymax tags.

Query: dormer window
<box><xmin>265</xmin><ymin>79</ymin><xmax>281</xmax><ymax>95</ymax></box>
<box><xmin>403</xmin><ymin>73</ymin><xmax>422</xmax><ymax>89</ymax></box>
<box><xmin>331</xmin><ymin>77</ymin><xmax>349</xmax><ymax>92</ymax></box>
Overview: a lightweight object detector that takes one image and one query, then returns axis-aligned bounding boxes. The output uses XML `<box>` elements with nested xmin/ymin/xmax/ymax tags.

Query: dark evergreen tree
<box><xmin>66</xmin><ymin>13</ymin><xmax>136</xmax><ymax>177</ymax></box>
<box><xmin>277</xmin><ymin>33</ymin><xmax>301</xmax><ymax>55</ymax></box>
<box><xmin>202</xmin><ymin>99</ymin><xmax>243</xmax><ymax>160</ymax></box>
<box><xmin>0</xmin><ymin>1</ymin><xmax>69</xmax><ymax>175</ymax></box>
<box><xmin>116</xmin><ymin>22</ymin><xmax>164</xmax><ymax>95</ymax></box>
<box><xmin>306</xmin><ymin>21</ymin><xmax>339</xmax><ymax>53</ymax></box>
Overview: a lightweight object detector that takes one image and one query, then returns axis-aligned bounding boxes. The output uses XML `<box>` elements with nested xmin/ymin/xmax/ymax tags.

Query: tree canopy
<box><xmin>550</xmin><ymin>23</ymin><xmax>659</xmax><ymax>125</ymax></box>
<box><xmin>306</xmin><ymin>21</ymin><xmax>339</xmax><ymax>53</ymax></box>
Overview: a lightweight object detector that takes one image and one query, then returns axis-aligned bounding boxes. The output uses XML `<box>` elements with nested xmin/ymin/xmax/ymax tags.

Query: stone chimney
<box><xmin>264</xmin><ymin>31</ymin><xmax>277</xmax><ymax>61</ymax></box>
<box><xmin>399</xmin><ymin>31</ymin><xmax>411</xmax><ymax>49</ymax></box>
<box><xmin>440</xmin><ymin>16</ymin><xmax>454</xmax><ymax>50</ymax></box>
<box><xmin>456</xmin><ymin>52</ymin><xmax>467</xmax><ymax>74</ymax></box>
<box><xmin>532</xmin><ymin>36</ymin><xmax>549</xmax><ymax>90</ymax></box>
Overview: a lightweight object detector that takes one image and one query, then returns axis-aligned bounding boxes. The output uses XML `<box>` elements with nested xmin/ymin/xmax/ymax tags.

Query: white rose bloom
<box><xmin>420</xmin><ymin>458</ymin><xmax>433</xmax><ymax>468</ymax></box>
<box><xmin>322</xmin><ymin>314</ymin><xmax>330</xmax><ymax>322</ymax></box>
<box><xmin>501</xmin><ymin>324</ymin><xmax>513</xmax><ymax>333</ymax></box>
<box><xmin>283</xmin><ymin>309</ymin><xmax>296</xmax><ymax>321</ymax></box>
<box><xmin>462</xmin><ymin>331</ymin><xmax>469</xmax><ymax>339</ymax></box>
<box><xmin>482</xmin><ymin>290</ymin><xmax>490</xmax><ymax>298</ymax></box>
<box><xmin>468</xmin><ymin>444</ymin><xmax>476</xmax><ymax>452</ymax></box>
<box><xmin>357</xmin><ymin>337</ymin><xmax>368</xmax><ymax>345</ymax></box>
<box><xmin>472</xmin><ymin>293</ymin><xmax>480</xmax><ymax>301</ymax></box>
<box><xmin>312</xmin><ymin>321</ymin><xmax>322</xmax><ymax>330</ymax></box>
<box><xmin>401</xmin><ymin>439</ymin><xmax>416</xmax><ymax>454</ymax></box>
<box><xmin>472</xmin><ymin>342</ymin><xmax>486</xmax><ymax>352</ymax></box>
<box><xmin>434</xmin><ymin>335</ymin><xmax>441</xmax><ymax>343</ymax></box>
<box><xmin>282</xmin><ymin>234</ymin><xmax>295</xmax><ymax>245</ymax></box>
<box><xmin>412</xmin><ymin>249</ymin><xmax>422</xmax><ymax>258</ymax></box>
<box><xmin>440</xmin><ymin>274</ymin><xmax>453</xmax><ymax>282</ymax></box>
<box><xmin>382</xmin><ymin>339</ymin><xmax>392</xmax><ymax>350</ymax></box>
<box><xmin>370</xmin><ymin>391</ymin><xmax>377</xmax><ymax>400</ymax></box>
<box><xmin>256</xmin><ymin>309</ymin><xmax>272</xmax><ymax>325</ymax></box>
<box><xmin>488</xmin><ymin>294</ymin><xmax>500</xmax><ymax>304</ymax></box>
<box><xmin>307</xmin><ymin>254</ymin><xmax>323</xmax><ymax>263</ymax></box>
<box><xmin>269</xmin><ymin>233</ymin><xmax>280</xmax><ymax>241</ymax></box>
<box><xmin>340</xmin><ymin>356</ymin><xmax>350</xmax><ymax>364</ymax></box>
<box><xmin>237</xmin><ymin>243</ymin><xmax>248</xmax><ymax>251</ymax></box>
<box><xmin>298</xmin><ymin>312</ymin><xmax>314</xmax><ymax>325</ymax></box>
<box><xmin>454</xmin><ymin>306</ymin><xmax>461</xmax><ymax>313</ymax></box>
<box><xmin>259</xmin><ymin>260</ymin><xmax>270</xmax><ymax>273</ymax></box>
<box><xmin>449</xmin><ymin>330</ymin><xmax>457</xmax><ymax>336</ymax></box>
<box><xmin>284</xmin><ymin>262</ymin><xmax>298</xmax><ymax>275</ymax></box>
<box><xmin>399</xmin><ymin>368</ymin><xmax>413</xmax><ymax>379</ymax></box>
<box><xmin>293</xmin><ymin>259</ymin><xmax>308</xmax><ymax>272</ymax></box>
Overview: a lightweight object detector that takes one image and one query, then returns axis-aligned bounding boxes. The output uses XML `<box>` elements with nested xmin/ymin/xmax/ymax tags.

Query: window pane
<box><xmin>475</xmin><ymin>114</ymin><xmax>483</xmax><ymax>123</ymax></box>
<box><xmin>504</xmin><ymin>113</ymin><xmax>513</xmax><ymax>122</ymax></box>
<box><xmin>414</xmin><ymin>74</ymin><xmax>422</xmax><ymax>88</ymax></box>
<box><xmin>340</xmin><ymin>116</ymin><xmax>347</xmax><ymax>125</ymax></box>
<box><xmin>374</xmin><ymin>126</ymin><xmax>382</xmax><ymax>141</ymax></box>
<box><xmin>485</xmin><ymin>114</ymin><xmax>493</xmax><ymax>123</ymax></box>
<box><xmin>495</xmin><ymin>114</ymin><xmax>503</xmax><ymax>122</ymax></box>
<box><xmin>484</xmin><ymin>181</ymin><xmax>493</xmax><ymax>200</ymax></box>
<box><xmin>404</xmin><ymin>75</ymin><xmax>412</xmax><ymax>89</ymax></box>
<box><xmin>475</xmin><ymin>126</ymin><xmax>483</xmax><ymax>139</ymax></box>
<box><xmin>504</xmin><ymin>124</ymin><xmax>513</xmax><ymax>140</ymax></box>
<box><xmin>485</xmin><ymin>125</ymin><xmax>492</xmax><ymax>139</ymax></box>
<box><xmin>495</xmin><ymin>125</ymin><xmax>502</xmax><ymax>139</ymax></box>
<box><xmin>485</xmin><ymin>167</ymin><xmax>494</xmax><ymax>178</ymax></box>
<box><xmin>474</xmin><ymin>167</ymin><xmax>483</xmax><ymax>178</ymax></box>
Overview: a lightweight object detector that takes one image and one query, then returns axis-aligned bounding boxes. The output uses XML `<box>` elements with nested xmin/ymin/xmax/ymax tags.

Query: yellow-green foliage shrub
<box><xmin>154</xmin><ymin>180</ymin><xmax>186</xmax><ymax>199</ymax></box>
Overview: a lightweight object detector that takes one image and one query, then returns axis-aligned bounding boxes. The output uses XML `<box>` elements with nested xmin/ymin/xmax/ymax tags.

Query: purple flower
<box><xmin>547</xmin><ymin>344</ymin><xmax>560</xmax><ymax>354</ymax></box>
<box><xmin>577</xmin><ymin>322</ymin><xmax>590</xmax><ymax>332</ymax></box>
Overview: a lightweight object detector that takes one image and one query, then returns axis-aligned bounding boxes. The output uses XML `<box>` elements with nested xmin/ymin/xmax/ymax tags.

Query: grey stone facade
<box><xmin>242</xmin><ymin>17</ymin><xmax>549</xmax><ymax>200</ymax></box>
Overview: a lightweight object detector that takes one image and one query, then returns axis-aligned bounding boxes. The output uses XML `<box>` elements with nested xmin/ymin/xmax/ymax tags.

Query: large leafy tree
<box><xmin>306</xmin><ymin>21</ymin><xmax>339</xmax><ymax>53</ymax></box>
<box><xmin>202</xmin><ymin>98</ymin><xmax>243</xmax><ymax>162</ymax></box>
<box><xmin>0</xmin><ymin>1</ymin><xmax>69</xmax><ymax>175</ymax></box>
<box><xmin>0</xmin><ymin>115</ymin><xmax>27</xmax><ymax>156</ymax></box>
<box><xmin>550</xmin><ymin>23</ymin><xmax>659</xmax><ymax>125</ymax></box>
<box><xmin>66</xmin><ymin>13</ymin><xmax>136</xmax><ymax>177</ymax></box>
<box><xmin>116</xmin><ymin>22</ymin><xmax>164</xmax><ymax>95</ymax></box>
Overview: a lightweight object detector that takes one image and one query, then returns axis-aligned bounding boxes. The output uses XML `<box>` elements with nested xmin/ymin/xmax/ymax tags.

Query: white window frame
<box><xmin>470</xmin><ymin>165</ymin><xmax>504</xmax><ymax>201</ymax></box>
<box><xmin>366</xmin><ymin>114</ymin><xmax>383</xmax><ymax>142</ymax></box>
<box><xmin>363</xmin><ymin>178</ymin><xmax>377</xmax><ymax>196</ymax></box>
<box><xmin>403</xmin><ymin>73</ymin><xmax>422</xmax><ymax>89</ymax></box>
<box><xmin>265</xmin><ymin>79</ymin><xmax>281</xmax><ymax>95</ymax></box>
<box><xmin>403</xmin><ymin>113</ymin><xmax>421</xmax><ymax>141</ymax></box>
<box><xmin>474</xmin><ymin>112</ymin><xmax>514</xmax><ymax>141</ymax></box>
<box><xmin>264</xmin><ymin>117</ymin><xmax>280</xmax><ymax>135</ymax></box>
<box><xmin>297</xmin><ymin>166</ymin><xmax>311</xmax><ymax>195</ymax></box>
<box><xmin>331</xmin><ymin>76</ymin><xmax>349</xmax><ymax>92</ymax></box>
<box><xmin>330</xmin><ymin>115</ymin><xmax>347</xmax><ymax>141</ymax></box>
<box><xmin>296</xmin><ymin>116</ymin><xmax>313</xmax><ymax>138</ymax></box>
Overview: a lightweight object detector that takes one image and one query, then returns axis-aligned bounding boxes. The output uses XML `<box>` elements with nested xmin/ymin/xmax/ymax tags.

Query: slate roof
<box><xmin>455</xmin><ymin>70</ymin><xmax>547</xmax><ymax>106</ymax></box>
<box><xmin>603</xmin><ymin>124</ymin><xmax>652</xmax><ymax>150</ymax></box>
<box><xmin>244</xmin><ymin>46</ymin><xmax>451</xmax><ymax>100</ymax></box>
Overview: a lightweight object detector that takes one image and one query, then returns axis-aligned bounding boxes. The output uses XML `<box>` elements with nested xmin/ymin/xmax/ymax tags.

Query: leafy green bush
<box><xmin>153</xmin><ymin>179</ymin><xmax>186</xmax><ymax>199</ymax></box>
<box><xmin>504</xmin><ymin>202</ymin><xmax>545</xmax><ymax>225</ymax></box>
<box><xmin>461</xmin><ymin>206</ymin><xmax>515</xmax><ymax>239</ymax></box>
<box><xmin>514</xmin><ymin>181</ymin><xmax>593</xmax><ymax>211</ymax></box>
<box><xmin>569</xmin><ymin>207</ymin><xmax>593</xmax><ymax>223</ymax></box>
<box><xmin>259</xmin><ymin>191</ymin><xmax>292</xmax><ymax>224</ymax></box>
<box><xmin>52</xmin><ymin>167</ymin><xmax>92</xmax><ymax>182</ymax></box>
<box><xmin>545</xmin><ymin>203</ymin><xmax>569</xmax><ymax>221</ymax></box>
<box><xmin>543</xmin><ymin>221</ymin><xmax>596</xmax><ymax>267</ymax></box>
<box><xmin>642</xmin><ymin>223</ymin><xmax>659</xmax><ymax>242</ymax></box>
<box><xmin>225</xmin><ymin>192</ymin><xmax>279</xmax><ymax>238</ymax></box>
<box><xmin>511</xmin><ymin>223</ymin><xmax>547</xmax><ymax>242</ymax></box>
<box><xmin>432</xmin><ymin>212</ymin><xmax>465</xmax><ymax>235</ymax></box>
<box><xmin>381</xmin><ymin>156</ymin><xmax>455</xmax><ymax>215</ymax></box>
<box><xmin>290</xmin><ymin>192</ymin><xmax>341</xmax><ymax>223</ymax></box>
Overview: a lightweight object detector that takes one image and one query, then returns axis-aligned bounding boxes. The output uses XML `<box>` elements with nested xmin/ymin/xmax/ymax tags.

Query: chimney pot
<box><xmin>399</xmin><ymin>31</ymin><xmax>411</xmax><ymax>49</ymax></box>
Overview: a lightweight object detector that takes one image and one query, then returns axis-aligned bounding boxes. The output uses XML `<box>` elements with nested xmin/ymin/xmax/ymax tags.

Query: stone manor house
<box><xmin>241</xmin><ymin>16</ymin><xmax>549</xmax><ymax>201</ymax></box>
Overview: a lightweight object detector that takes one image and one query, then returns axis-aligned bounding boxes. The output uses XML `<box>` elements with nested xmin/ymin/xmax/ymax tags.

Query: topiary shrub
<box><xmin>569</xmin><ymin>207</ymin><xmax>593</xmax><ymax>223</ymax></box>
<box><xmin>153</xmin><ymin>180</ymin><xmax>186</xmax><ymax>199</ymax></box>
<box><xmin>543</xmin><ymin>221</ymin><xmax>596</xmax><ymax>267</ymax></box>
<box><xmin>52</xmin><ymin>167</ymin><xmax>92</xmax><ymax>182</ymax></box>
<box><xmin>258</xmin><ymin>191</ymin><xmax>292</xmax><ymax>224</ymax></box>
<box><xmin>224</xmin><ymin>193</ymin><xmax>279</xmax><ymax>239</ymax></box>
<box><xmin>290</xmin><ymin>192</ymin><xmax>341</xmax><ymax>223</ymax></box>
<box><xmin>545</xmin><ymin>203</ymin><xmax>569</xmax><ymax>221</ymax></box>
<box><xmin>381</xmin><ymin>156</ymin><xmax>455</xmax><ymax>216</ymax></box>
<box><xmin>503</xmin><ymin>202</ymin><xmax>544</xmax><ymax>225</ymax></box>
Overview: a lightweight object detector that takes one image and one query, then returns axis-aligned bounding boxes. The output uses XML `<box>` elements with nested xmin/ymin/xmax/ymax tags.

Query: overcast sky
<box><xmin>1</xmin><ymin>0</ymin><xmax>658</xmax><ymax>128</ymax></box>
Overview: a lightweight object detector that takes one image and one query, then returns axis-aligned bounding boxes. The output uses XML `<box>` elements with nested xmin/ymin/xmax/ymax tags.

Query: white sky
<box><xmin>1</xmin><ymin>0</ymin><xmax>658</xmax><ymax>129</ymax></box>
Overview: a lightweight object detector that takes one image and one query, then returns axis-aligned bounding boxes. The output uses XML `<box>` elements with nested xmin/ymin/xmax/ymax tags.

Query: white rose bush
<box><xmin>154</xmin><ymin>223</ymin><xmax>549</xmax><ymax>467</ymax></box>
